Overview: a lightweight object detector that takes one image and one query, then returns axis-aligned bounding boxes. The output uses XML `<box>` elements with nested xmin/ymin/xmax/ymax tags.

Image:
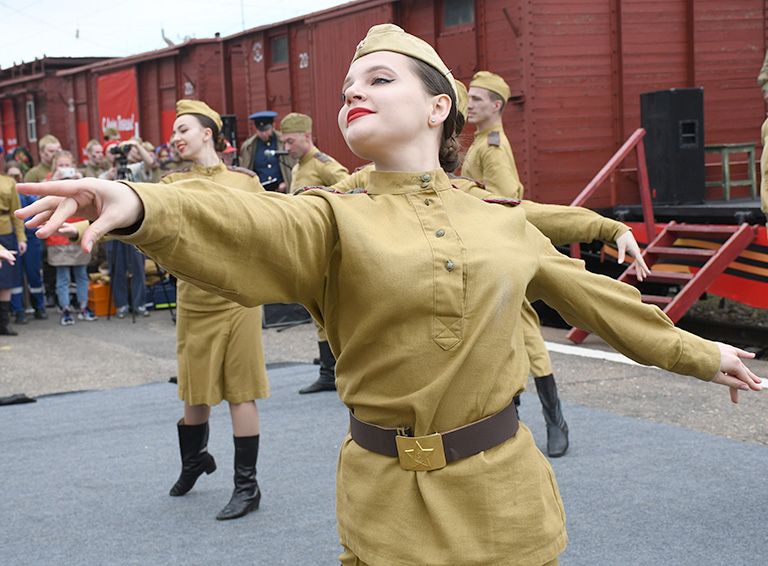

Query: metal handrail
<box><xmin>569</xmin><ymin>128</ymin><xmax>657</xmax><ymax>257</ymax></box>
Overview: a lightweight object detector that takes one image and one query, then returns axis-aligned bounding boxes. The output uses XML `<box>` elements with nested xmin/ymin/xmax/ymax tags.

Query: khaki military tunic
<box><xmin>0</xmin><ymin>175</ymin><xmax>26</xmax><ymax>242</ymax></box>
<box><xmin>761</xmin><ymin>117</ymin><xmax>768</xmax><ymax>215</ymax></box>
<box><xmin>23</xmin><ymin>163</ymin><xmax>51</xmax><ymax>184</ymax></box>
<box><xmin>160</xmin><ymin>162</ymin><xmax>269</xmax><ymax>405</ymax></box>
<box><xmin>119</xmin><ymin>169</ymin><xmax>719</xmax><ymax>566</ymax></box>
<box><xmin>462</xmin><ymin>125</ymin><xmax>524</xmax><ymax>199</ymax></box>
<box><xmin>289</xmin><ymin>146</ymin><xmax>349</xmax><ymax>192</ymax></box>
<box><xmin>80</xmin><ymin>162</ymin><xmax>110</xmax><ymax>179</ymax></box>
<box><xmin>758</xmin><ymin>50</ymin><xmax>768</xmax><ymax>96</ymax></box>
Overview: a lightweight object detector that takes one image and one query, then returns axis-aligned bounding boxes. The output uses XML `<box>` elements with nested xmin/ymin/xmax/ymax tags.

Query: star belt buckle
<box><xmin>395</xmin><ymin>432</ymin><xmax>447</xmax><ymax>471</ymax></box>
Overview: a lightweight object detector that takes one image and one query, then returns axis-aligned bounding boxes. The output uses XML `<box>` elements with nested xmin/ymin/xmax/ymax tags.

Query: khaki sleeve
<box><xmin>525</xmin><ymin>222</ymin><xmax>720</xmax><ymax>381</ymax></box>
<box><xmin>478</xmin><ymin>145</ymin><xmax>524</xmax><ymax>199</ymax></box>
<box><xmin>520</xmin><ymin>201</ymin><xmax>629</xmax><ymax>246</ymax></box>
<box><xmin>9</xmin><ymin>185</ymin><xmax>26</xmax><ymax>244</ymax></box>
<box><xmin>117</xmin><ymin>179</ymin><xmax>336</xmax><ymax>320</ymax></box>
<box><xmin>322</xmin><ymin>161</ymin><xmax>350</xmax><ymax>187</ymax></box>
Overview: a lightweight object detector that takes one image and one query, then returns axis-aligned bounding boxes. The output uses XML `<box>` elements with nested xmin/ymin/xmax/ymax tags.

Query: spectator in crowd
<box><xmin>163</xmin><ymin>139</ymin><xmax>194</xmax><ymax>173</ymax></box>
<box><xmin>6</xmin><ymin>161</ymin><xmax>47</xmax><ymax>323</ymax></box>
<box><xmin>10</xmin><ymin>147</ymin><xmax>34</xmax><ymax>174</ymax></box>
<box><xmin>23</xmin><ymin>135</ymin><xmax>61</xmax><ymax>183</ymax></box>
<box><xmin>239</xmin><ymin>111</ymin><xmax>294</xmax><ymax>192</ymax></box>
<box><xmin>103</xmin><ymin>127</ymin><xmax>121</xmax><ymax>143</ymax></box>
<box><xmin>43</xmin><ymin>151</ymin><xmax>96</xmax><ymax>325</ymax></box>
<box><xmin>155</xmin><ymin>144</ymin><xmax>171</xmax><ymax>167</ymax></box>
<box><xmin>219</xmin><ymin>140</ymin><xmax>236</xmax><ymax>167</ymax></box>
<box><xmin>0</xmin><ymin>161</ymin><xmax>26</xmax><ymax>335</ymax></box>
<box><xmin>80</xmin><ymin>139</ymin><xmax>110</xmax><ymax>178</ymax></box>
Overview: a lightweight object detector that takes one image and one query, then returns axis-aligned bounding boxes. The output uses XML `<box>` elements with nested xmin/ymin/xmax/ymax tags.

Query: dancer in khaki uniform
<box><xmin>280</xmin><ymin>112</ymin><xmax>351</xmax><ymax>393</ymax></box>
<box><xmin>462</xmin><ymin>72</ymin><xmax>524</xmax><ymax>199</ymax></box>
<box><xmin>162</xmin><ymin>100</ymin><xmax>269</xmax><ymax>521</ymax></box>
<box><xmin>19</xmin><ymin>24</ymin><xmax>762</xmax><ymax>566</ymax></box>
<box><xmin>464</xmin><ymin>71</ymin><xmax>578</xmax><ymax>456</ymax></box>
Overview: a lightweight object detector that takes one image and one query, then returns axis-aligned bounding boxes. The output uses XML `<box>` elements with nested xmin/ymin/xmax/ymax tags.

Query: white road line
<box><xmin>544</xmin><ymin>341</ymin><xmax>642</xmax><ymax>367</ymax></box>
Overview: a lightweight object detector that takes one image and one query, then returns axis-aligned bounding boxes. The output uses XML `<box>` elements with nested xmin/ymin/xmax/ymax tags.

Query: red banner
<box><xmin>97</xmin><ymin>68</ymin><xmax>139</xmax><ymax>141</ymax></box>
<box><xmin>1</xmin><ymin>99</ymin><xmax>18</xmax><ymax>153</ymax></box>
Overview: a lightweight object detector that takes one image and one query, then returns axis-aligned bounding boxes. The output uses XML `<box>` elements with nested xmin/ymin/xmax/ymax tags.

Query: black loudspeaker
<box><xmin>640</xmin><ymin>88</ymin><xmax>705</xmax><ymax>205</ymax></box>
<box><xmin>262</xmin><ymin>303</ymin><xmax>312</xmax><ymax>328</ymax></box>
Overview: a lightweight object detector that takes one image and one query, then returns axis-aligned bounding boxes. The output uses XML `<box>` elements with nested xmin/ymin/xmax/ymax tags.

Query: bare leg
<box><xmin>229</xmin><ymin>400</ymin><xmax>259</xmax><ymax>437</ymax></box>
<box><xmin>183</xmin><ymin>401</ymin><xmax>211</xmax><ymax>426</ymax></box>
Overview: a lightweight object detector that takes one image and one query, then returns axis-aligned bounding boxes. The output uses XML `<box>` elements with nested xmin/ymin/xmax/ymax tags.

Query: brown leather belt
<box><xmin>349</xmin><ymin>400</ymin><xmax>519</xmax><ymax>471</ymax></box>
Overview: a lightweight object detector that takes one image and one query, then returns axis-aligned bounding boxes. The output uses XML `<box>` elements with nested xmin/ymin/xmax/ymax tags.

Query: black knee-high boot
<box><xmin>169</xmin><ymin>420</ymin><xmax>217</xmax><ymax>496</ymax></box>
<box><xmin>216</xmin><ymin>435</ymin><xmax>261</xmax><ymax>520</ymax></box>
<box><xmin>534</xmin><ymin>374</ymin><xmax>569</xmax><ymax>458</ymax></box>
<box><xmin>299</xmin><ymin>341</ymin><xmax>337</xmax><ymax>394</ymax></box>
<box><xmin>0</xmin><ymin>302</ymin><xmax>18</xmax><ymax>336</ymax></box>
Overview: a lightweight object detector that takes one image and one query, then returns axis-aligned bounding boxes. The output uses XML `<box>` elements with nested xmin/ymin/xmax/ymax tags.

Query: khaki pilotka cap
<box><xmin>175</xmin><ymin>99</ymin><xmax>223</xmax><ymax>132</ymax></box>
<box><xmin>352</xmin><ymin>24</ymin><xmax>458</xmax><ymax>100</ymax></box>
<box><xmin>455</xmin><ymin>80</ymin><xmax>468</xmax><ymax>120</ymax></box>
<box><xmin>280</xmin><ymin>113</ymin><xmax>313</xmax><ymax>133</ymax></box>
<box><xmin>469</xmin><ymin>71</ymin><xmax>511</xmax><ymax>102</ymax></box>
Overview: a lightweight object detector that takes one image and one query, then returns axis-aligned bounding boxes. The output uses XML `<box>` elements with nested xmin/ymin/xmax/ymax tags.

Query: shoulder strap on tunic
<box><xmin>226</xmin><ymin>165</ymin><xmax>257</xmax><ymax>177</ymax></box>
<box><xmin>313</xmin><ymin>152</ymin><xmax>332</xmax><ymax>164</ymax></box>
<box><xmin>482</xmin><ymin>196</ymin><xmax>521</xmax><ymax>207</ymax></box>
<box><xmin>487</xmin><ymin>130</ymin><xmax>501</xmax><ymax>146</ymax></box>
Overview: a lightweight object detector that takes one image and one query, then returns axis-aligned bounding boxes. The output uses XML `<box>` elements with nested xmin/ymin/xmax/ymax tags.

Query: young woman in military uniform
<box><xmin>161</xmin><ymin>100</ymin><xmax>270</xmax><ymax>521</ymax></box>
<box><xmin>18</xmin><ymin>25</ymin><xmax>761</xmax><ymax>566</ymax></box>
<box><xmin>0</xmin><ymin>171</ymin><xmax>26</xmax><ymax>335</ymax></box>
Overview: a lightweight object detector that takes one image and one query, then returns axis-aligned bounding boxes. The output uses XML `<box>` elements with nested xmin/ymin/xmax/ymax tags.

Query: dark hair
<box><xmin>409</xmin><ymin>59</ymin><xmax>465</xmax><ymax>173</ymax></box>
<box><xmin>191</xmin><ymin>114</ymin><xmax>227</xmax><ymax>153</ymax></box>
<box><xmin>487</xmin><ymin>90</ymin><xmax>507</xmax><ymax>114</ymax></box>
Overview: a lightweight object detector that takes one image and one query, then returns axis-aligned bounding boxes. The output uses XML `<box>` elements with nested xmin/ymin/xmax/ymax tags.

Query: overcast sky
<box><xmin>0</xmin><ymin>0</ymin><xmax>352</xmax><ymax>70</ymax></box>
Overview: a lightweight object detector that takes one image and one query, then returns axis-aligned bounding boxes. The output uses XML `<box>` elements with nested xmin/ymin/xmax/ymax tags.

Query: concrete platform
<box><xmin>1</xmin><ymin>361</ymin><xmax>765</xmax><ymax>565</ymax></box>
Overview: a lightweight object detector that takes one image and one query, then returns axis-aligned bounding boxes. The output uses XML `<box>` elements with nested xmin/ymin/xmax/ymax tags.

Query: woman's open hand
<box><xmin>14</xmin><ymin>179</ymin><xmax>143</xmax><ymax>253</ymax></box>
<box><xmin>712</xmin><ymin>342</ymin><xmax>762</xmax><ymax>403</ymax></box>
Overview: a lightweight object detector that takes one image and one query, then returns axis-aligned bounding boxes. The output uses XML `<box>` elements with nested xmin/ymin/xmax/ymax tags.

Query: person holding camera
<box><xmin>99</xmin><ymin>139</ymin><xmax>156</xmax><ymax>183</ymax></box>
<box><xmin>43</xmin><ymin>151</ymin><xmax>96</xmax><ymax>325</ymax></box>
<box><xmin>100</xmin><ymin>141</ymin><xmax>150</xmax><ymax>318</ymax></box>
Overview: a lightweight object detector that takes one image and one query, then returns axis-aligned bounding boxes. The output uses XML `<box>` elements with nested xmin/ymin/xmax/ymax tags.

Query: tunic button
<box><xmin>267</xmin><ymin>164</ymin><xmax>272</xmax><ymax>168</ymax></box>
<box><xmin>445</xmin><ymin>260</ymin><xmax>454</xmax><ymax>272</ymax></box>
<box><xmin>436</xmin><ymin>229</ymin><xmax>445</xmax><ymax>238</ymax></box>
<box><xmin>424</xmin><ymin>199</ymin><xmax>431</xmax><ymax>206</ymax></box>
<box><xmin>421</xmin><ymin>174</ymin><xmax>431</xmax><ymax>182</ymax></box>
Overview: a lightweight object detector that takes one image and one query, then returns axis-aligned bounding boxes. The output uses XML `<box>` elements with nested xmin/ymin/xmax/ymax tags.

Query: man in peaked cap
<box><xmin>279</xmin><ymin>111</ymin><xmax>350</xmax><ymax>395</ymax></box>
<box><xmin>239</xmin><ymin>110</ymin><xmax>294</xmax><ymax>192</ymax></box>
<box><xmin>462</xmin><ymin>71</ymin><xmax>524</xmax><ymax>199</ymax></box>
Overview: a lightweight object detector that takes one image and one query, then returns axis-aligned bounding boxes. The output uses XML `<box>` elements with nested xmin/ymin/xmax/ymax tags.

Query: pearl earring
<box><xmin>430</xmin><ymin>118</ymin><xmax>436</xmax><ymax>123</ymax></box>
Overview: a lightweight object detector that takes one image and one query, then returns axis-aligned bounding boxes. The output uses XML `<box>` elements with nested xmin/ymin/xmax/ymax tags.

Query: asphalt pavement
<box><xmin>1</xmin><ymin>310</ymin><xmax>766</xmax><ymax>565</ymax></box>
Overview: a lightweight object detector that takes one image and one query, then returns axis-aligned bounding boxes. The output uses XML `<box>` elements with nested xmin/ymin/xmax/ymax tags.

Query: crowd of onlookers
<box><xmin>0</xmin><ymin>128</ymin><xmax>204</xmax><ymax>333</ymax></box>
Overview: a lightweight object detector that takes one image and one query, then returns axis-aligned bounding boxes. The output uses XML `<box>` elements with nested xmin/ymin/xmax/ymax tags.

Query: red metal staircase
<box><xmin>566</xmin><ymin>221</ymin><xmax>757</xmax><ymax>343</ymax></box>
<box><xmin>563</xmin><ymin>128</ymin><xmax>759</xmax><ymax>344</ymax></box>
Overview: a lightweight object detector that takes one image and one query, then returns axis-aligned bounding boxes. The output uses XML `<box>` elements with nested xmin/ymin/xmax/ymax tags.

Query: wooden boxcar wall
<box><xmin>38</xmin><ymin>0</ymin><xmax>768</xmax><ymax>208</ymax></box>
<box><xmin>224</xmin><ymin>0</ymin><xmax>767</xmax><ymax>207</ymax></box>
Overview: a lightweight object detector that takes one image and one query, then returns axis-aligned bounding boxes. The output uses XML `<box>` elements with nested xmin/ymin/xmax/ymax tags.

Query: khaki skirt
<box><xmin>176</xmin><ymin>304</ymin><xmax>269</xmax><ymax>405</ymax></box>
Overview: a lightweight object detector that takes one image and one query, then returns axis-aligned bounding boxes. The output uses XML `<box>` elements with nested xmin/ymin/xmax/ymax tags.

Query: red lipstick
<box><xmin>347</xmin><ymin>107</ymin><xmax>373</xmax><ymax>124</ymax></box>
